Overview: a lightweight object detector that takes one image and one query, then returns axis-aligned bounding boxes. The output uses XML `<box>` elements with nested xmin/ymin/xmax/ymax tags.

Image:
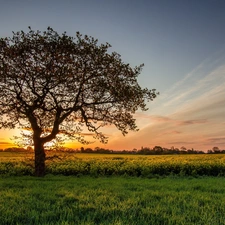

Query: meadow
<box><xmin>1</xmin><ymin>176</ymin><xmax>225</xmax><ymax>224</ymax></box>
<box><xmin>1</xmin><ymin>152</ymin><xmax>225</xmax><ymax>224</ymax></box>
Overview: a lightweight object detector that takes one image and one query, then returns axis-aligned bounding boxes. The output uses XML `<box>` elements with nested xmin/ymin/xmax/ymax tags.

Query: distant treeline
<box><xmin>79</xmin><ymin>146</ymin><xmax>225</xmax><ymax>155</ymax></box>
<box><xmin>1</xmin><ymin>146</ymin><xmax>224</xmax><ymax>154</ymax></box>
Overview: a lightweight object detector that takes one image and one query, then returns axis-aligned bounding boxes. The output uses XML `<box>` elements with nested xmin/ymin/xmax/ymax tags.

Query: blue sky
<box><xmin>0</xmin><ymin>0</ymin><xmax>225</xmax><ymax>151</ymax></box>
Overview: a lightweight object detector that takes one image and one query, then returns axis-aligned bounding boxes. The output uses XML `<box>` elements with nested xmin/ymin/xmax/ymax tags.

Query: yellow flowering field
<box><xmin>1</xmin><ymin>151</ymin><xmax>224</xmax><ymax>176</ymax></box>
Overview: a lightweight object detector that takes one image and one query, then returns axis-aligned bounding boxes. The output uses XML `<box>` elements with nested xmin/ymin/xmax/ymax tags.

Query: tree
<box><xmin>212</xmin><ymin>146</ymin><xmax>220</xmax><ymax>153</ymax></box>
<box><xmin>0</xmin><ymin>27</ymin><xmax>158</xmax><ymax>176</ymax></box>
<box><xmin>180</xmin><ymin>146</ymin><xmax>187</xmax><ymax>151</ymax></box>
<box><xmin>153</xmin><ymin>146</ymin><xmax>163</xmax><ymax>154</ymax></box>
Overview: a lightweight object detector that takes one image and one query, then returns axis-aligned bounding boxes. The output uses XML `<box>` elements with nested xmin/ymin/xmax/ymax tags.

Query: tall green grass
<box><xmin>0</xmin><ymin>176</ymin><xmax>225</xmax><ymax>225</ymax></box>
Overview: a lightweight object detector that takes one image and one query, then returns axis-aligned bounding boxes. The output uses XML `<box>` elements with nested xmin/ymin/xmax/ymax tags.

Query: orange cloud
<box><xmin>0</xmin><ymin>141</ymin><xmax>12</xmax><ymax>145</ymax></box>
<box><xmin>177</xmin><ymin>119</ymin><xmax>208</xmax><ymax>126</ymax></box>
<box><xmin>150</xmin><ymin>115</ymin><xmax>172</xmax><ymax>122</ymax></box>
<box><xmin>168</xmin><ymin>141</ymin><xmax>197</xmax><ymax>145</ymax></box>
<box><xmin>162</xmin><ymin>130</ymin><xmax>182</xmax><ymax>135</ymax></box>
<box><xmin>205</xmin><ymin>137</ymin><xmax>225</xmax><ymax>145</ymax></box>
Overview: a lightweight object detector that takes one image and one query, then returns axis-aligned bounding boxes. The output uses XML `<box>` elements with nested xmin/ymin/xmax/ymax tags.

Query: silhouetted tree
<box><xmin>0</xmin><ymin>27</ymin><xmax>158</xmax><ymax>176</ymax></box>
<box><xmin>212</xmin><ymin>146</ymin><xmax>220</xmax><ymax>153</ymax></box>
<box><xmin>180</xmin><ymin>146</ymin><xmax>187</xmax><ymax>151</ymax></box>
<box><xmin>153</xmin><ymin>146</ymin><xmax>163</xmax><ymax>154</ymax></box>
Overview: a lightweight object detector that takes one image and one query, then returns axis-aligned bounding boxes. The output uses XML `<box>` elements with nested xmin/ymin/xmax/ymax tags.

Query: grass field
<box><xmin>0</xmin><ymin>176</ymin><xmax>225</xmax><ymax>225</ymax></box>
<box><xmin>1</xmin><ymin>152</ymin><xmax>225</xmax><ymax>224</ymax></box>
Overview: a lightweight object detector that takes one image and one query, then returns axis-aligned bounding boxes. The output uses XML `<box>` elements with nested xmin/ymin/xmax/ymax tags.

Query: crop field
<box><xmin>0</xmin><ymin>176</ymin><xmax>225</xmax><ymax>225</ymax></box>
<box><xmin>1</xmin><ymin>152</ymin><xmax>225</xmax><ymax>224</ymax></box>
<box><xmin>1</xmin><ymin>151</ymin><xmax>225</xmax><ymax>177</ymax></box>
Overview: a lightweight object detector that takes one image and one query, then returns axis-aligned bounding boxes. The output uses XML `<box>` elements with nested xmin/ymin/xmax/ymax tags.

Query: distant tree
<box><xmin>180</xmin><ymin>146</ymin><xmax>187</xmax><ymax>151</ymax></box>
<box><xmin>153</xmin><ymin>146</ymin><xmax>163</xmax><ymax>154</ymax></box>
<box><xmin>4</xmin><ymin>147</ymin><xmax>26</xmax><ymax>152</ymax></box>
<box><xmin>84</xmin><ymin>147</ymin><xmax>93</xmax><ymax>153</ymax></box>
<box><xmin>80</xmin><ymin>147</ymin><xmax>85</xmax><ymax>153</ymax></box>
<box><xmin>26</xmin><ymin>146</ymin><xmax>33</xmax><ymax>151</ymax></box>
<box><xmin>0</xmin><ymin>27</ymin><xmax>158</xmax><ymax>176</ymax></box>
<box><xmin>138</xmin><ymin>146</ymin><xmax>151</xmax><ymax>155</ymax></box>
<box><xmin>212</xmin><ymin>147</ymin><xmax>220</xmax><ymax>153</ymax></box>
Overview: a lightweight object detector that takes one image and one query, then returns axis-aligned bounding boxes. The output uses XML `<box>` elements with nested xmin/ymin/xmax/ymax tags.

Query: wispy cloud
<box><xmin>204</xmin><ymin>137</ymin><xmax>225</xmax><ymax>146</ymax></box>
<box><xmin>178</xmin><ymin>119</ymin><xmax>208</xmax><ymax>126</ymax></box>
<box><xmin>0</xmin><ymin>141</ymin><xmax>11</xmax><ymax>145</ymax></box>
<box><xmin>108</xmin><ymin>49</ymin><xmax>225</xmax><ymax>151</ymax></box>
<box><xmin>162</xmin><ymin>130</ymin><xmax>182</xmax><ymax>135</ymax></box>
<box><xmin>0</xmin><ymin>141</ymin><xmax>15</xmax><ymax>149</ymax></box>
<box><xmin>148</xmin><ymin>115</ymin><xmax>172</xmax><ymax>122</ymax></box>
<box><xmin>149</xmin><ymin>49</ymin><xmax>225</xmax><ymax>116</ymax></box>
<box><xmin>168</xmin><ymin>141</ymin><xmax>197</xmax><ymax>146</ymax></box>
<box><xmin>136</xmin><ymin>113</ymin><xmax>208</xmax><ymax>126</ymax></box>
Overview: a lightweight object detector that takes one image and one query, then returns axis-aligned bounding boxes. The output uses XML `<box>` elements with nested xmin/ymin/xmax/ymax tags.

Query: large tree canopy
<box><xmin>0</xmin><ymin>27</ymin><xmax>158</xmax><ymax>176</ymax></box>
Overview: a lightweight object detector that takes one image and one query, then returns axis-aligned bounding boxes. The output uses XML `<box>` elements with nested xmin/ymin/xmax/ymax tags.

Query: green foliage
<box><xmin>0</xmin><ymin>176</ymin><xmax>225</xmax><ymax>224</ymax></box>
<box><xmin>0</xmin><ymin>161</ymin><xmax>33</xmax><ymax>176</ymax></box>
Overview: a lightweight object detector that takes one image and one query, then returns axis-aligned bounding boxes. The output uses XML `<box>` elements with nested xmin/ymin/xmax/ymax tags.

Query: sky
<box><xmin>0</xmin><ymin>0</ymin><xmax>225</xmax><ymax>151</ymax></box>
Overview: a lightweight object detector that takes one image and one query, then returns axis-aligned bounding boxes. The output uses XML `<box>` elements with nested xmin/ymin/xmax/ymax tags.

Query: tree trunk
<box><xmin>34</xmin><ymin>140</ymin><xmax>46</xmax><ymax>177</ymax></box>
